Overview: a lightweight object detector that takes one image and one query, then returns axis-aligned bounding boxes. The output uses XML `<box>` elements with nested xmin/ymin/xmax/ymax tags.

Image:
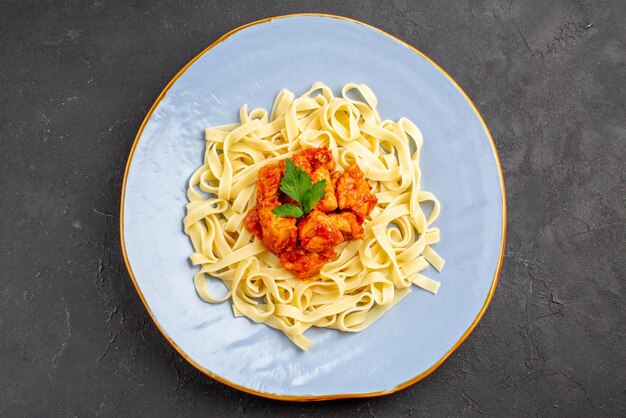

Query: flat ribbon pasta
<box><xmin>183</xmin><ymin>83</ymin><xmax>444</xmax><ymax>350</ymax></box>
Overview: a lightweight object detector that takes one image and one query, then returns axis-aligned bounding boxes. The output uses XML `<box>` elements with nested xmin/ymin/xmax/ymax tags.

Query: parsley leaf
<box><xmin>272</xmin><ymin>158</ymin><xmax>327</xmax><ymax>218</ymax></box>
<box><xmin>272</xmin><ymin>204</ymin><xmax>303</xmax><ymax>218</ymax></box>
<box><xmin>302</xmin><ymin>179</ymin><xmax>327</xmax><ymax>214</ymax></box>
<box><xmin>279</xmin><ymin>159</ymin><xmax>311</xmax><ymax>206</ymax></box>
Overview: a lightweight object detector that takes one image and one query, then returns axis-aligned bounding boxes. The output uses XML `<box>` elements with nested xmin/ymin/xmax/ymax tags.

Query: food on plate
<box><xmin>183</xmin><ymin>82</ymin><xmax>444</xmax><ymax>350</ymax></box>
<box><xmin>244</xmin><ymin>148</ymin><xmax>376</xmax><ymax>278</ymax></box>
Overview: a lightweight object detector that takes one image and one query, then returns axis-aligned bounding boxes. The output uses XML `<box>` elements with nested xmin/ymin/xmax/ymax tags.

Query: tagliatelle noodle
<box><xmin>183</xmin><ymin>83</ymin><xmax>444</xmax><ymax>350</ymax></box>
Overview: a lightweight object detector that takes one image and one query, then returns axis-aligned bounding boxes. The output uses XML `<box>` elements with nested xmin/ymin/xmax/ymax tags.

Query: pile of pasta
<box><xmin>183</xmin><ymin>82</ymin><xmax>444</xmax><ymax>350</ymax></box>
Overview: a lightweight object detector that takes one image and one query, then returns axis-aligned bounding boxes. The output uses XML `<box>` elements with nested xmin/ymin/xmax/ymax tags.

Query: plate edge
<box><xmin>118</xmin><ymin>13</ymin><xmax>507</xmax><ymax>402</ymax></box>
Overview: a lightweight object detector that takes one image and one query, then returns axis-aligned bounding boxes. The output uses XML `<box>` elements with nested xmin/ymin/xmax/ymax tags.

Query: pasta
<box><xmin>183</xmin><ymin>82</ymin><xmax>444</xmax><ymax>350</ymax></box>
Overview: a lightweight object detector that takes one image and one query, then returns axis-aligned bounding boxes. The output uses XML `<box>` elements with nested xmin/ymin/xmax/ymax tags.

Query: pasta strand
<box><xmin>183</xmin><ymin>83</ymin><xmax>444</xmax><ymax>350</ymax></box>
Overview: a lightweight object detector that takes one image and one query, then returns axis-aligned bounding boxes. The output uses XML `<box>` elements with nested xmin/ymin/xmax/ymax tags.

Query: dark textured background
<box><xmin>1</xmin><ymin>0</ymin><xmax>624</xmax><ymax>416</ymax></box>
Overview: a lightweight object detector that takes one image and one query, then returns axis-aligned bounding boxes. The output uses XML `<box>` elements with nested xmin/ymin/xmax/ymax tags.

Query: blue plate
<box><xmin>121</xmin><ymin>14</ymin><xmax>505</xmax><ymax>400</ymax></box>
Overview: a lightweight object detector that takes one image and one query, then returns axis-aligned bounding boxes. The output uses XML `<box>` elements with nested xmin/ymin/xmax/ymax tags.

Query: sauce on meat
<box><xmin>243</xmin><ymin>207</ymin><xmax>263</xmax><ymax>240</ymax></box>
<box><xmin>245</xmin><ymin>147</ymin><xmax>377</xmax><ymax>279</ymax></box>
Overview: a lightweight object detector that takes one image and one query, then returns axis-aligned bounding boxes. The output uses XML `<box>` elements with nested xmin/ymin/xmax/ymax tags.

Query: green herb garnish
<box><xmin>272</xmin><ymin>159</ymin><xmax>326</xmax><ymax>218</ymax></box>
<box><xmin>272</xmin><ymin>203</ymin><xmax>303</xmax><ymax>218</ymax></box>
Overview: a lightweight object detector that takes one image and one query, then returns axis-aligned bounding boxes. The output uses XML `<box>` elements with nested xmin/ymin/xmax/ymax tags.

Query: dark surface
<box><xmin>1</xmin><ymin>0</ymin><xmax>624</xmax><ymax>416</ymax></box>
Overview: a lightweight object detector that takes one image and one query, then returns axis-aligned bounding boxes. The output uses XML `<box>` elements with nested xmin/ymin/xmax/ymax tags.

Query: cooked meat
<box><xmin>256</xmin><ymin>206</ymin><xmax>297</xmax><ymax>252</ymax></box>
<box><xmin>310</xmin><ymin>166</ymin><xmax>338</xmax><ymax>212</ymax></box>
<box><xmin>256</xmin><ymin>165</ymin><xmax>283</xmax><ymax>206</ymax></box>
<box><xmin>291</xmin><ymin>147</ymin><xmax>336</xmax><ymax>173</ymax></box>
<box><xmin>327</xmin><ymin>211</ymin><xmax>364</xmax><ymax>239</ymax></box>
<box><xmin>331</xmin><ymin>170</ymin><xmax>341</xmax><ymax>187</ymax></box>
<box><xmin>254</xmin><ymin>164</ymin><xmax>298</xmax><ymax>253</ymax></box>
<box><xmin>279</xmin><ymin>248</ymin><xmax>336</xmax><ymax>279</ymax></box>
<box><xmin>244</xmin><ymin>206</ymin><xmax>263</xmax><ymax>239</ymax></box>
<box><xmin>286</xmin><ymin>148</ymin><xmax>338</xmax><ymax>212</ymax></box>
<box><xmin>245</xmin><ymin>148</ymin><xmax>376</xmax><ymax>279</ymax></box>
<box><xmin>298</xmin><ymin>210</ymin><xmax>343</xmax><ymax>252</ymax></box>
<box><xmin>336</xmin><ymin>163</ymin><xmax>377</xmax><ymax>219</ymax></box>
